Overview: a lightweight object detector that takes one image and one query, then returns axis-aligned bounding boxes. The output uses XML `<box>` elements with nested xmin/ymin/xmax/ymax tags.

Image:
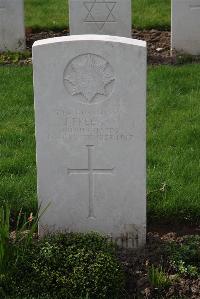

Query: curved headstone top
<box><xmin>33</xmin><ymin>34</ymin><xmax>146</xmax><ymax>48</ymax></box>
<box><xmin>33</xmin><ymin>35</ymin><xmax>146</xmax><ymax>249</ymax></box>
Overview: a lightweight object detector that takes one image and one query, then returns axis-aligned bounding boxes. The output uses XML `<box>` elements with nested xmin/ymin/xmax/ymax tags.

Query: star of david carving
<box><xmin>83</xmin><ymin>0</ymin><xmax>117</xmax><ymax>30</ymax></box>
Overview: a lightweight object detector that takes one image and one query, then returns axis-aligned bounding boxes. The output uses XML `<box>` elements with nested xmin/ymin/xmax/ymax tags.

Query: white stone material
<box><xmin>0</xmin><ymin>0</ymin><xmax>25</xmax><ymax>52</ymax></box>
<box><xmin>33</xmin><ymin>35</ymin><xmax>146</xmax><ymax>248</ymax></box>
<box><xmin>69</xmin><ymin>0</ymin><xmax>132</xmax><ymax>37</ymax></box>
<box><xmin>172</xmin><ymin>0</ymin><xmax>200</xmax><ymax>55</ymax></box>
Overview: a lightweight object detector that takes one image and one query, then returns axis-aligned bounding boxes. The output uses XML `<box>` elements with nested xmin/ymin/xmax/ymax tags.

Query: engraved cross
<box><xmin>67</xmin><ymin>145</ymin><xmax>114</xmax><ymax>219</ymax></box>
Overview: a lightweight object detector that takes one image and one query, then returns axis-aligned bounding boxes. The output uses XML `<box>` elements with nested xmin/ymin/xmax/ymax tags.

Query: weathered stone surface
<box><xmin>69</xmin><ymin>0</ymin><xmax>132</xmax><ymax>37</ymax></box>
<box><xmin>0</xmin><ymin>0</ymin><xmax>25</xmax><ymax>52</ymax></box>
<box><xmin>33</xmin><ymin>35</ymin><xmax>146</xmax><ymax>248</ymax></box>
<box><xmin>172</xmin><ymin>0</ymin><xmax>200</xmax><ymax>55</ymax></box>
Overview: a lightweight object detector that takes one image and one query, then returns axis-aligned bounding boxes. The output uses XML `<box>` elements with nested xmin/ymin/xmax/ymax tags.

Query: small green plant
<box><xmin>13</xmin><ymin>203</ymin><xmax>49</xmax><ymax>261</ymax></box>
<box><xmin>172</xmin><ymin>260</ymin><xmax>198</xmax><ymax>277</ymax></box>
<box><xmin>164</xmin><ymin>235</ymin><xmax>200</xmax><ymax>278</ymax></box>
<box><xmin>148</xmin><ymin>265</ymin><xmax>171</xmax><ymax>290</ymax></box>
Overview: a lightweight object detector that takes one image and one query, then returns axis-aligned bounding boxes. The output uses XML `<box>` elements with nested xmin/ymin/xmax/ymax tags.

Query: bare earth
<box><xmin>25</xmin><ymin>29</ymin><xmax>174</xmax><ymax>65</ymax></box>
<box><xmin>119</xmin><ymin>231</ymin><xmax>200</xmax><ymax>298</ymax></box>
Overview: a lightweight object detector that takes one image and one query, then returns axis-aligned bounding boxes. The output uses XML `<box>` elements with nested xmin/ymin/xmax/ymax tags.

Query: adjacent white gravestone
<box><xmin>69</xmin><ymin>0</ymin><xmax>132</xmax><ymax>37</ymax></box>
<box><xmin>33</xmin><ymin>35</ymin><xmax>146</xmax><ymax>248</ymax></box>
<box><xmin>172</xmin><ymin>0</ymin><xmax>200</xmax><ymax>55</ymax></box>
<box><xmin>0</xmin><ymin>0</ymin><xmax>25</xmax><ymax>52</ymax></box>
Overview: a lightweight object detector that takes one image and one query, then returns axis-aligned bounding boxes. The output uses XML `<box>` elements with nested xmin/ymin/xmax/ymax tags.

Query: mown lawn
<box><xmin>0</xmin><ymin>64</ymin><xmax>199</xmax><ymax>224</ymax></box>
<box><xmin>24</xmin><ymin>0</ymin><xmax>171</xmax><ymax>31</ymax></box>
<box><xmin>148</xmin><ymin>65</ymin><xmax>200</xmax><ymax>224</ymax></box>
<box><xmin>0</xmin><ymin>66</ymin><xmax>37</xmax><ymax>215</ymax></box>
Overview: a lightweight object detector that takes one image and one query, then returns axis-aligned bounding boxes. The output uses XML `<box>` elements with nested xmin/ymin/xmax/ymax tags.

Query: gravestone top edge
<box><xmin>33</xmin><ymin>35</ymin><xmax>146</xmax><ymax>49</ymax></box>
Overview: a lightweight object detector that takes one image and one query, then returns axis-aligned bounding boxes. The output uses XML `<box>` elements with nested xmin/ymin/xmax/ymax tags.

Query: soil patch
<box><xmin>148</xmin><ymin>223</ymin><xmax>200</xmax><ymax>237</ymax></box>
<box><xmin>120</xmin><ymin>231</ymin><xmax>200</xmax><ymax>298</ymax></box>
<box><xmin>133</xmin><ymin>29</ymin><xmax>174</xmax><ymax>65</ymax></box>
<box><xmin>26</xmin><ymin>28</ymin><xmax>173</xmax><ymax>65</ymax></box>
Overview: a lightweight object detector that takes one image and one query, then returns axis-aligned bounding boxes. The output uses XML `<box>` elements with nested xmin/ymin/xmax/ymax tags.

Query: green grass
<box><xmin>0</xmin><ymin>66</ymin><xmax>37</xmax><ymax>215</ymax></box>
<box><xmin>24</xmin><ymin>0</ymin><xmax>171</xmax><ymax>31</ymax></box>
<box><xmin>0</xmin><ymin>64</ymin><xmax>199</xmax><ymax>224</ymax></box>
<box><xmin>133</xmin><ymin>0</ymin><xmax>170</xmax><ymax>30</ymax></box>
<box><xmin>25</xmin><ymin>0</ymin><xmax>69</xmax><ymax>31</ymax></box>
<box><xmin>148</xmin><ymin>65</ymin><xmax>200</xmax><ymax>224</ymax></box>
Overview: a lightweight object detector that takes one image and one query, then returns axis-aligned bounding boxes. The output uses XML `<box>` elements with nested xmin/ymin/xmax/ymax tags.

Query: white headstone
<box><xmin>33</xmin><ymin>35</ymin><xmax>146</xmax><ymax>248</ymax></box>
<box><xmin>0</xmin><ymin>0</ymin><xmax>25</xmax><ymax>52</ymax></box>
<box><xmin>172</xmin><ymin>0</ymin><xmax>200</xmax><ymax>55</ymax></box>
<box><xmin>69</xmin><ymin>0</ymin><xmax>132</xmax><ymax>37</ymax></box>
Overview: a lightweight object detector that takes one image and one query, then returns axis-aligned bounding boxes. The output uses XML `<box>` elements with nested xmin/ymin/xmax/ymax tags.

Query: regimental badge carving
<box><xmin>63</xmin><ymin>54</ymin><xmax>115</xmax><ymax>104</ymax></box>
<box><xmin>83</xmin><ymin>0</ymin><xmax>117</xmax><ymax>30</ymax></box>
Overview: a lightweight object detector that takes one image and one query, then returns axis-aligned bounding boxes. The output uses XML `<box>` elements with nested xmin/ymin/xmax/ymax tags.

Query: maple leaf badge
<box><xmin>63</xmin><ymin>54</ymin><xmax>115</xmax><ymax>104</ymax></box>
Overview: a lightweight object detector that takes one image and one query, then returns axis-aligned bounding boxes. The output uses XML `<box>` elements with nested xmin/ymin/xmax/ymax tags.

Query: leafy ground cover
<box><xmin>24</xmin><ymin>0</ymin><xmax>171</xmax><ymax>31</ymax></box>
<box><xmin>1</xmin><ymin>219</ymin><xmax>123</xmax><ymax>299</ymax></box>
<box><xmin>0</xmin><ymin>64</ymin><xmax>199</xmax><ymax>225</ymax></box>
